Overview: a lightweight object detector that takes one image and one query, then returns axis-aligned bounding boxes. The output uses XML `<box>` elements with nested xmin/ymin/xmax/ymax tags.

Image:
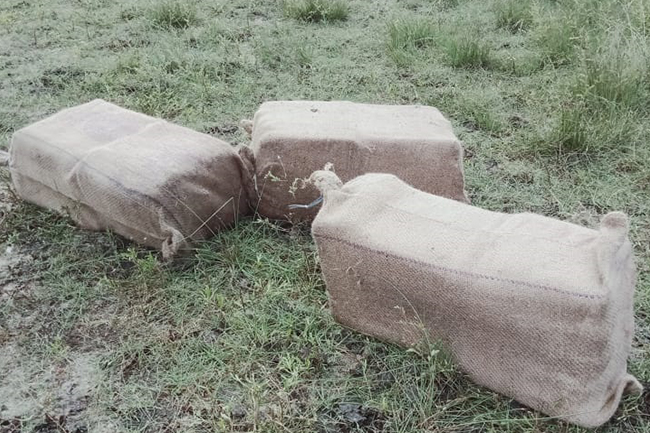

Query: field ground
<box><xmin>1</xmin><ymin>0</ymin><xmax>649</xmax><ymax>431</ymax></box>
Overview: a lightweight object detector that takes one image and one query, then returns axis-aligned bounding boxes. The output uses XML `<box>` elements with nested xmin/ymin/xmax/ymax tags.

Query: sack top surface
<box><xmin>252</xmin><ymin>101</ymin><xmax>458</xmax><ymax>146</ymax></box>
<box><xmin>312</xmin><ymin>172</ymin><xmax>626</xmax><ymax>300</ymax></box>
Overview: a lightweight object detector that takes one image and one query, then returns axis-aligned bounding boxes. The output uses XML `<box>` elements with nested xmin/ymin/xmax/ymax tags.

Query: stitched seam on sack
<box><xmin>14</xmin><ymin>128</ymin><xmax>188</xmax><ymax>239</ymax></box>
<box><xmin>333</xmin><ymin>188</ymin><xmax>598</xmax><ymax>249</ymax></box>
<box><xmin>314</xmin><ymin>233</ymin><xmax>605</xmax><ymax>300</ymax></box>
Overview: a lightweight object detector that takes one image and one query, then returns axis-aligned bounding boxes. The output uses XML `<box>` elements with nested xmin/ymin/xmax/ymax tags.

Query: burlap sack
<box><xmin>310</xmin><ymin>170</ymin><xmax>641</xmax><ymax>428</ymax></box>
<box><xmin>241</xmin><ymin>101</ymin><xmax>468</xmax><ymax>221</ymax></box>
<box><xmin>9</xmin><ymin>99</ymin><xmax>248</xmax><ymax>259</ymax></box>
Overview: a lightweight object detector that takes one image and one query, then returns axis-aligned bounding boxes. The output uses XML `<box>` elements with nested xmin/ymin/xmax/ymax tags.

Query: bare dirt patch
<box><xmin>0</xmin><ymin>217</ymin><xmax>110</xmax><ymax>432</ymax></box>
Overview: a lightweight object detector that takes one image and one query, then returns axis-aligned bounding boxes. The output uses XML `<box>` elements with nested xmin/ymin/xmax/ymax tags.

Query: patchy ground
<box><xmin>0</xmin><ymin>222</ymin><xmax>103</xmax><ymax>432</ymax></box>
<box><xmin>1</xmin><ymin>0</ymin><xmax>650</xmax><ymax>431</ymax></box>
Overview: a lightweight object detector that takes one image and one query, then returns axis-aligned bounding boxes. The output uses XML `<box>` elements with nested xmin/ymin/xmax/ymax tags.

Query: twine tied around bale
<box><xmin>287</xmin><ymin>167</ymin><xmax>342</xmax><ymax>210</ymax></box>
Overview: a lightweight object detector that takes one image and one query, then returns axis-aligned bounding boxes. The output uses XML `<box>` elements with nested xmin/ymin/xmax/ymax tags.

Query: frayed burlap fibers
<box><xmin>310</xmin><ymin>170</ymin><xmax>642</xmax><ymax>428</ymax></box>
<box><xmin>9</xmin><ymin>99</ymin><xmax>249</xmax><ymax>259</ymax></box>
<box><xmin>241</xmin><ymin>101</ymin><xmax>468</xmax><ymax>222</ymax></box>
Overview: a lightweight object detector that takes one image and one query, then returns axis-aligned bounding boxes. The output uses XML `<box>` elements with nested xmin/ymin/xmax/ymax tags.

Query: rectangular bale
<box><xmin>242</xmin><ymin>101</ymin><xmax>468</xmax><ymax>221</ymax></box>
<box><xmin>310</xmin><ymin>170</ymin><xmax>641</xmax><ymax>428</ymax></box>
<box><xmin>10</xmin><ymin>99</ymin><xmax>249</xmax><ymax>258</ymax></box>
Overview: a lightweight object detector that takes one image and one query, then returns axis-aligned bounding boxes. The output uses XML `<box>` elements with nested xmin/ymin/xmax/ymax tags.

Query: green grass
<box><xmin>494</xmin><ymin>0</ymin><xmax>533</xmax><ymax>32</ymax></box>
<box><xmin>150</xmin><ymin>1</ymin><xmax>198</xmax><ymax>29</ymax></box>
<box><xmin>283</xmin><ymin>0</ymin><xmax>349</xmax><ymax>23</ymax></box>
<box><xmin>1</xmin><ymin>0</ymin><xmax>649</xmax><ymax>431</ymax></box>
<box><xmin>577</xmin><ymin>36</ymin><xmax>649</xmax><ymax>110</ymax></box>
<box><xmin>445</xmin><ymin>36</ymin><xmax>492</xmax><ymax>69</ymax></box>
<box><xmin>553</xmin><ymin>104</ymin><xmax>588</xmax><ymax>155</ymax></box>
<box><xmin>387</xmin><ymin>18</ymin><xmax>438</xmax><ymax>65</ymax></box>
<box><xmin>533</xmin><ymin>13</ymin><xmax>579</xmax><ymax>67</ymax></box>
<box><xmin>387</xmin><ymin>19</ymin><xmax>437</xmax><ymax>51</ymax></box>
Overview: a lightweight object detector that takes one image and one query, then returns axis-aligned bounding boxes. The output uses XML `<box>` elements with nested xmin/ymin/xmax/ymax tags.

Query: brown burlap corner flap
<box><xmin>236</xmin><ymin>145</ymin><xmax>258</xmax><ymax>215</ymax></box>
<box><xmin>160</xmin><ymin>218</ymin><xmax>187</xmax><ymax>261</ymax></box>
<box><xmin>598</xmin><ymin>212</ymin><xmax>633</xmax><ymax>289</ymax></box>
<box><xmin>599</xmin><ymin>211</ymin><xmax>628</xmax><ymax>246</ymax></box>
<box><xmin>309</xmin><ymin>169</ymin><xmax>342</xmax><ymax>195</ymax></box>
<box><xmin>239</xmin><ymin>119</ymin><xmax>253</xmax><ymax>136</ymax></box>
<box><xmin>0</xmin><ymin>150</ymin><xmax>9</xmax><ymax>166</ymax></box>
<box><xmin>311</xmin><ymin>172</ymin><xmax>640</xmax><ymax>428</ymax></box>
<box><xmin>623</xmin><ymin>374</ymin><xmax>644</xmax><ymax>394</ymax></box>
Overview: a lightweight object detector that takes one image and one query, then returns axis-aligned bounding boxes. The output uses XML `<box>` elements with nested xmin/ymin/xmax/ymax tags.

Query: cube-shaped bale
<box><xmin>242</xmin><ymin>101</ymin><xmax>468</xmax><ymax>221</ymax></box>
<box><xmin>10</xmin><ymin>99</ymin><xmax>249</xmax><ymax>258</ymax></box>
<box><xmin>310</xmin><ymin>170</ymin><xmax>641</xmax><ymax>428</ymax></box>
